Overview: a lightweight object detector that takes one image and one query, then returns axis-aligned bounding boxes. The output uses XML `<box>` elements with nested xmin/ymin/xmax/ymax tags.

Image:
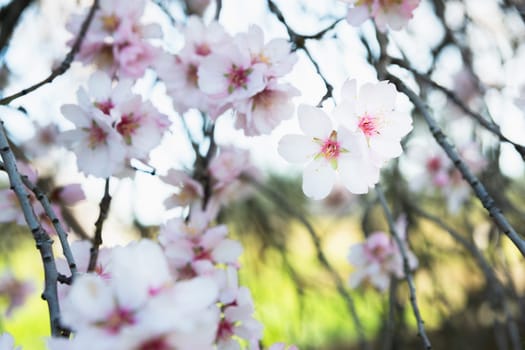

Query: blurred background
<box><xmin>0</xmin><ymin>0</ymin><xmax>524</xmax><ymax>349</ymax></box>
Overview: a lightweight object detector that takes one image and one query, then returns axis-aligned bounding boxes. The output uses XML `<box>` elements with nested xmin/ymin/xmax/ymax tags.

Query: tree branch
<box><xmin>376</xmin><ymin>184</ymin><xmax>432</xmax><ymax>350</ymax></box>
<box><xmin>0</xmin><ymin>121</ymin><xmax>63</xmax><ymax>336</ymax></box>
<box><xmin>87</xmin><ymin>178</ymin><xmax>111</xmax><ymax>272</ymax></box>
<box><xmin>0</xmin><ymin>0</ymin><xmax>99</xmax><ymax>105</ymax></box>
<box><xmin>387</xmin><ymin>74</ymin><xmax>525</xmax><ymax>257</ymax></box>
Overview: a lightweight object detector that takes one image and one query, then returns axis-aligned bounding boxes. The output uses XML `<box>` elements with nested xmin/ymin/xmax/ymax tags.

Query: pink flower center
<box><xmin>116</xmin><ymin>114</ymin><xmax>140</xmax><ymax>145</ymax></box>
<box><xmin>195</xmin><ymin>43</ymin><xmax>211</xmax><ymax>56</ymax></box>
<box><xmin>87</xmin><ymin>121</ymin><xmax>108</xmax><ymax>149</ymax></box>
<box><xmin>364</xmin><ymin>243</ymin><xmax>390</xmax><ymax>263</ymax></box>
<box><xmin>358</xmin><ymin>115</ymin><xmax>380</xmax><ymax>137</ymax></box>
<box><xmin>103</xmin><ymin>308</ymin><xmax>135</xmax><ymax>334</ymax></box>
<box><xmin>139</xmin><ymin>337</ymin><xmax>171</xmax><ymax>350</ymax></box>
<box><xmin>217</xmin><ymin>319</ymin><xmax>235</xmax><ymax>340</ymax></box>
<box><xmin>226</xmin><ymin>65</ymin><xmax>252</xmax><ymax>94</ymax></box>
<box><xmin>94</xmin><ymin>100</ymin><xmax>114</xmax><ymax>115</ymax></box>
<box><xmin>426</xmin><ymin>156</ymin><xmax>442</xmax><ymax>173</ymax></box>
<box><xmin>320</xmin><ymin>131</ymin><xmax>341</xmax><ymax>160</ymax></box>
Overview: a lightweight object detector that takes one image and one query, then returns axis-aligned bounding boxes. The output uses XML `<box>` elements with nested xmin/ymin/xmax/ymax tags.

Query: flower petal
<box><xmin>278</xmin><ymin>134</ymin><xmax>318</xmax><ymax>163</ymax></box>
<box><xmin>297</xmin><ymin>104</ymin><xmax>332</xmax><ymax>139</ymax></box>
<box><xmin>302</xmin><ymin>160</ymin><xmax>335</xmax><ymax>199</ymax></box>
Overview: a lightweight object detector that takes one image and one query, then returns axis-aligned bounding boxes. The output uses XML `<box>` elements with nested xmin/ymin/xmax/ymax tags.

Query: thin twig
<box><xmin>375</xmin><ymin>184</ymin><xmax>432</xmax><ymax>350</ymax></box>
<box><xmin>19</xmin><ymin>172</ymin><xmax>77</xmax><ymax>277</ymax></box>
<box><xmin>0</xmin><ymin>162</ymin><xmax>79</xmax><ymax>277</ymax></box>
<box><xmin>0</xmin><ymin>121</ymin><xmax>63</xmax><ymax>336</ymax></box>
<box><xmin>246</xmin><ymin>176</ymin><xmax>369</xmax><ymax>350</ymax></box>
<box><xmin>0</xmin><ymin>0</ymin><xmax>99</xmax><ymax>105</ymax></box>
<box><xmin>388</xmin><ymin>74</ymin><xmax>525</xmax><ymax>257</ymax></box>
<box><xmin>87</xmin><ymin>178</ymin><xmax>111</xmax><ymax>272</ymax></box>
<box><xmin>266</xmin><ymin>0</ymin><xmax>336</xmax><ymax>106</ymax></box>
<box><xmin>214</xmin><ymin>0</ymin><xmax>222</xmax><ymax>20</ymax></box>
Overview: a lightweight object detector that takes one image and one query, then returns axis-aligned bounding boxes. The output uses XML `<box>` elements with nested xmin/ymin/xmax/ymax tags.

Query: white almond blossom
<box><xmin>278</xmin><ymin>104</ymin><xmax>380</xmax><ymax>199</ymax></box>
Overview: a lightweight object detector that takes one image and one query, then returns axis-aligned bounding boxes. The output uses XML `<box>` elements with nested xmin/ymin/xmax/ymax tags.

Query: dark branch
<box><xmin>376</xmin><ymin>184</ymin><xmax>432</xmax><ymax>350</ymax></box>
<box><xmin>87</xmin><ymin>178</ymin><xmax>111</xmax><ymax>272</ymax></box>
<box><xmin>0</xmin><ymin>121</ymin><xmax>64</xmax><ymax>336</ymax></box>
<box><xmin>388</xmin><ymin>74</ymin><xmax>525</xmax><ymax>257</ymax></box>
<box><xmin>0</xmin><ymin>0</ymin><xmax>99</xmax><ymax>105</ymax></box>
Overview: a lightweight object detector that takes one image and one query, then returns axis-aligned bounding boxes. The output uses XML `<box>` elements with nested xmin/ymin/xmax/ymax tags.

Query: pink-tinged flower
<box><xmin>112</xmin><ymin>96</ymin><xmax>170</xmax><ymax>160</ymax></box>
<box><xmin>342</xmin><ymin>0</ymin><xmax>420</xmax><ymax>32</ymax></box>
<box><xmin>51</xmin><ymin>183</ymin><xmax>86</xmax><ymax>206</ymax></box>
<box><xmin>406</xmin><ymin>140</ymin><xmax>486</xmax><ymax>213</ymax></box>
<box><xmin>57</xmin><ymin>239</ymin><xmax>220</xmax><ymax>350</ymax></box>
<box><xmin>334</xmin><ymin>79</ymin><xmax>412</xmax><ymax>166</ymax></box>
<box><xmin>198</xmin><ymin>43</ymin><xmax>266</xmax><ymax>104</ymax></box>
<box><xmin>0</xmin><ymin>162</ymin><xmax>40</xmax><ymax>225</ymax></box>
<box><xmin>61</xmin><ymin>240</ymin><xmax>172</xmax><ymax>331</ymax></box>
<box><xmin>234</xmin><ymin>25</ymin><xmax>297</xmax><ymax>78</ymax></box>
<box><xmin>112</xmin><ymin>35</ymin><xmax>160</xmax><ymax>79</ymax></box>
<box><xmin>348</xmin><ymin>217</ymin><xmax>418</xmax><ymax>291</ymax></box>
<box><xmin>279</xmin><ymin>104</ymin><xmax>380</xmax><ymax>199</ymax></box>
<box><xmin>60</xmin><ymin>106</ymin><xmax>126</xmax><ymax>178</ymax></box>
<box><xmin>233</xmin><ymin>81</ymin><xmax>299</xmax><ymax>136</ymax></box>
<box><xmin>156</xmin><ymin>53</ymin><xmax>211</xmax><ymax>114</ymax></box>
<box><xmin>216</xmin><ymin>287</ymin><xmax>263</xmax><ymax>349</ymax></box>
<box><xmin>76</xmin><ymin>71</ymin><xmax>134</xmax><ymax>121</ymax></box>
<box><xmin>61</xmin><ymin>71</ymin><xmax>170</xmax><ymax>177</ymax></box>
<box><xmin>179</xmin><ymin>17</ymin><xmax>232</xmax><ymax>61</ymax></box>
<box><xmin>161</xmin><ymin>169</ymin><xmax>204</xmax><ymax>209</ymax></box>
<box><xmin>67</xmin><ymin>0</ymin><xmax>161</xmax><ymax>78</ymax></box>
<box><xmin>452</xmin><ymin>68</ymin><xmax>478</xmax><ymax>104</ymax></box>
<box><xmin>156</xmin><ymin>18</ymin><xmax>231</xmax><ymax>116</ymax></box>
<box><xmin>206</xmin><ymin>146</ymin><xmax>259</xmax><ymax>216</ymax></box>
<box><xmin>0</xmin><ymin>271</ymin><xmax>34</xmax><ymax>317</ymax></box>
<box><xmin>209</xmin><ymin>146</ymin><xmax>251</xmax><ymax>190</ymax></box>
<box><xmin>0</xmin><ymin>333</ymin><xmax>20</xmax><ymax>350</ymax></box>
<box><xmin>159</xmin><ymin>214</ymin><xmax>242</xmax><ymax>279</ymax></box>
<box><xmin>23</xmin><ymin>123</ymin><xmax>60</xmax><ymax>158</ymax></box>
<box><xmin>0</xmin><ymin>189</ymin><xmax>26</xmax><ymax>226</ymax></box>
<box><xmin>56</xmin><ymin>241</ymin><xmax>112</xmax><ymax>301</ymax></box>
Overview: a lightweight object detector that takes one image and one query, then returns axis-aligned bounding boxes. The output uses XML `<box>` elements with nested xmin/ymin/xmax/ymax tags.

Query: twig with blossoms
<box><xmin>245</xmin><ymin>175</ymin><xmax>369</xmax><ymax>350</ymax></box>
<box><xmin>389</xmin><ymin>57</ymin><xmax>525</xmax><ymax>162</ymax></box>
<box><xmin>266</xmin><ymin>0</ymin><xmax>342</xmax><ymax>105</ymax></box>
<box><xmin>387</xmin><ymin>73</ymin><xmax>525</xmax><ymax>257</ymax></box>
<box><xmin>0</xmin><ymin>0</ymin><xmax>99</xmax><ymax>106</ymax></box>
<box><xmin>375</xmin><ymin>184</ymin><xmax>431</xmax><ymax>350</ymax></box>
<box><xmin>0</xmin><ymin>122</ymin><xmax>63</xmax><ymax>336</ymax></box>
<box><xmin>0</xmin><ymin>161</ymin><xmax>78</xmax><ymax>280</ymax></box>
<box><xmin>87</xmin><ymin>178</ymin><xmax>111</xmax><ymax>272</ymax></box>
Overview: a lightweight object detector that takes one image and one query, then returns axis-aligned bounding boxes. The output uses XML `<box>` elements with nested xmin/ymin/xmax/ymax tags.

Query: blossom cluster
<box><xmin>0</xmin><ymin>162</ymin><xmax>86</xmax><ymax>234</ymax></box>
<box><xmin>67</xmin><ymin>0</ymin><xmax>161</xmax><ymax>78</ymax></box>
<box><xmin>162</xmin><ymin>145</ymin><xmax>258</xmax><ymax>217</ymax></box>
<box><xmin>0</xmin><ymin>270</ymin><xmax>33</xmax><ymax>318</ymax></box>
<box><xmin>347</xmin><ymin>216</ymin><xmax>418</xmax><ymax>291</ymax></box>
<box><xmin>407</xmin><ymin>141</ymin><xmax>487</xmax><ymax>213</ymax></box>
<box><xmin>341</xmin><ymin>0</ymin><xmax>420</xmax><ymax>32</ymax></box>
<box><xmin>49</xmin><ymin>208</ymin><xmax>279</xmax><ymax>350</ymax></box>
<box><xmin>278</xmin><ymin>79</ymin><xmax>413</xmax><ymax>199</ymax></box>
<box><xmin>60</xmin><ymin>72</ymin><xmax>170</xmax><ymax>178</ymax></box>
<box><xmin>155</xmin><ymin>17</ymin><xmax>299</xmax><ymax>136</ymax></box>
